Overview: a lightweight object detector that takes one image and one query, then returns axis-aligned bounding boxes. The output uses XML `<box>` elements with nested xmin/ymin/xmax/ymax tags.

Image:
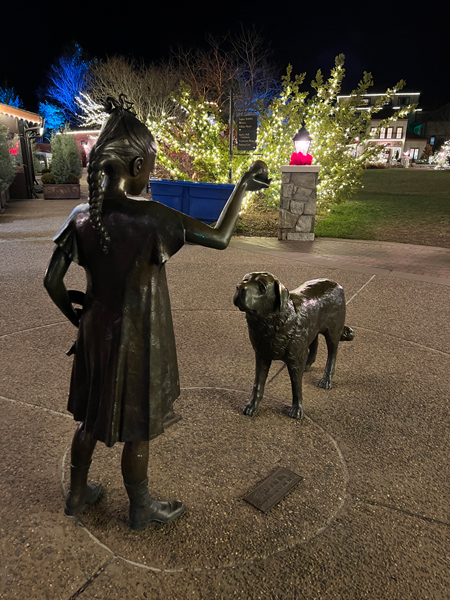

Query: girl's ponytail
<box><xmin>87</xmin><ymin>146</ymin><xmax>111</xmax><ymax>253</ymax></box>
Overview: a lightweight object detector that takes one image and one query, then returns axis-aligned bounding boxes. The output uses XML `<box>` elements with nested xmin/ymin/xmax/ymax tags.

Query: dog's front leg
<box><xmin>243</xmin><ymin>354</ymin><xmax>271</xmax><ymax>417</ymax></box>
<box><xmin>286</xmin><ymin>361</ymin><xmax>305</xmax><ymax>420</ymax></box>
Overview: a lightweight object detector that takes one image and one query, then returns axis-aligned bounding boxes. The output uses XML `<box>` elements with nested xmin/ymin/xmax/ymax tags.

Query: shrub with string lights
<box><xmin>146</xmin><ymin>56</ymin><xmax>410</xmax><ymax>211</ymax></box>
<box><xmin>429</xmin><ymin>140</ymin><xmax>450</xmax><ymax>169</ymax></box>
<box><xmin>147</xmin><ymin>85</ymin><xmax>249</xmax><ymax>184</ymax></box>
<box><xmin>78</xmin><ymin>55</ymin><xmax>411</xmax><ymax>212</ymax></box>
<box><xmin>248</xmin><ymin>55</ymin><xmax>410</xmax><ymax>210</ymax></box>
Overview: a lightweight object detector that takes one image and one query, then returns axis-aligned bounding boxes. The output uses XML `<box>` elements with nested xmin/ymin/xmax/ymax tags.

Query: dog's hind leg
<box><xmin>243</xmin><ymin>355</ymin><xmax>271</xmax><ymax>417</ymax></box>
<box><xmin>286</xmin><ymin>360</ymin><xmax>305</xmax><ymax>420</ymax></box>
<box><xmin>304</xmin><ymin>335</ymin><xmax>319</xmax><ymax>372</ymax></box>
<box><xmin>318</xmin><ymin>333</ymin><xmax>339</xmax><ymax>390</ymax></box>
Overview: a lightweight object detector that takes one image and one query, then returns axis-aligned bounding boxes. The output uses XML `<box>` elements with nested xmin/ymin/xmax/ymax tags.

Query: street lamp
<box><xmin>290</xmin><ymin>124</ymin><xmax>312</xmax><ymax>165</ymax></box>
<box><xmin>292</xmin><ymin>125</ymin><xmax>312</xmax><ymax>155</ymax></box>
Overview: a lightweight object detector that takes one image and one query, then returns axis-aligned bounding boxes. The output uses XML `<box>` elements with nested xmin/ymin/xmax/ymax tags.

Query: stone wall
<box><xmin>278</xmin><ymin>165</ymin><xmax>320</xmax><ymax>241</ymax></box>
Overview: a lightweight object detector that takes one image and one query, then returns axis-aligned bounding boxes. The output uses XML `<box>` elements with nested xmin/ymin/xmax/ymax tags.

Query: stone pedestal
<box><xmin>278</xmin><ymin>165</ymin><xmax>320</xmax><ymax>241</ymax></box>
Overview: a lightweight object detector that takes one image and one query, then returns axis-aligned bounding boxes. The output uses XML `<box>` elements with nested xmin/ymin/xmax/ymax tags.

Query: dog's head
<box><xmin>233</xmin><ymin>272</ymin><xmax>290</xmax><ymax>318</ymax></box>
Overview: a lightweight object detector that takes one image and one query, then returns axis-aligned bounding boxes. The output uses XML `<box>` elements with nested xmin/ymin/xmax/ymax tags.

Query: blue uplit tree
<box><xmin>38</xmin><ymin>101</ymin><xmax>65</xmax><ymax>135</ymax></box>
<box><xmin>0</xmin><ymin>86</ymin><xmax>23</xmax><ymax>108</ymax></box>
<box><xmin>46</xmin><ymin>43</ymin><xmax>91</xmax><ymax>125</ymax></box>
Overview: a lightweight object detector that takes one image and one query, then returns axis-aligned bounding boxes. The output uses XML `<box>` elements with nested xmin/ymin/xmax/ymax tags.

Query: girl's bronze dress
<box><xmin>54</xmin><ymin>200</ymin><xmax>185</xmax><ymax>447</ymax></box>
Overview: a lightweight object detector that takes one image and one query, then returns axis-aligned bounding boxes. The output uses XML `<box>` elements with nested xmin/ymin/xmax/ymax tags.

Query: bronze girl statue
<box><xmin>44</xmin><ymin>96</ymin><xmax>270</xmax><ymax>531</ymax></box>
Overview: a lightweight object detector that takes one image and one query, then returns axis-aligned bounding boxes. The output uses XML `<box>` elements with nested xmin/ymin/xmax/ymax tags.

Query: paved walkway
<box><xmin>231</xmin><ymin>237</ymin><xmax>450</xmax><ymax>285</ymax></box>
<box><xmin>1</xmin><ymin>195</ymin><xmax>449</xmax><ymax>599</ymax></box>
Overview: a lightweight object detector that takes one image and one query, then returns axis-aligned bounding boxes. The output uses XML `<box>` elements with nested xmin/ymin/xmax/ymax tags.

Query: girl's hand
<box><xmin>73</xmin><ymin>308</ymin><xmax>82</xmax><ymax>328</ymax></box>
<box><xmin>244</xmin><ymin>160</ymin><xmax>271</xmax><ymax>192</ymax></box>
<box><xmin>68</xmin><ymin>290</ymin><xmax>85</xmax><ymax>328</ymax></box>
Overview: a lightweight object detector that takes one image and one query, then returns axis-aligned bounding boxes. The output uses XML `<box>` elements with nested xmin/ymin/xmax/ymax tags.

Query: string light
<box><xmin>76</xmin><ymin>58</ymin><xmax>413</xmax><ymax>214</ymax></box>
<box><xmin>75</xmin><ymin>93</ymin><xmax>108</xmax><ymax>127</ymax></box>
<box><xmin>429</xmin><ymin>140</ymin><xmax>450</xmax><ymax>169</ymax></box>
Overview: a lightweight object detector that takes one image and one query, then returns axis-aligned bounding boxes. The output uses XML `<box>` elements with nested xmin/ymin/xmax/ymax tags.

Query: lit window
<box><xmin>396</xmin><ymin>127</ymin><xmax>403</xmax><ymax>139</ymax></box>
<box><xmin>386</xmin><ymin>127</ymin><xmax>393</xmax><ymax>139</ymax></box>
<box><xmin>380</xmin><ymin>128</ymin><xmax>386</xmax><ymax>139</ymax></box>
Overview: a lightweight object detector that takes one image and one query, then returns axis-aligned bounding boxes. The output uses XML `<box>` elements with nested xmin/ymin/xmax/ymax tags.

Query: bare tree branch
<box><xmin>87</xmin><ymin>56</ymin><xmax>182</xmax><ymax>122</ymax></box>
<box><xmin>172</xmin><ymin>29</ymin><xmax>280</xmax><ymax>114</ymax></box>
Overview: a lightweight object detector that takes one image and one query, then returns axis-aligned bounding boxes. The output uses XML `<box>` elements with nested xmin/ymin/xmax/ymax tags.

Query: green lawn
<box><xmin>314</xmin><ymin>169</ymin><xmax>450</xmax><ymax>248</ymax></box>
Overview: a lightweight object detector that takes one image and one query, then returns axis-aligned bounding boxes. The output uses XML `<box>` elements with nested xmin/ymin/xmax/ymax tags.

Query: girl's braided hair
<box><xmin>88</xmin><ymin>94</ymin><xmax>157</xmax><ymax>253</ymax></box>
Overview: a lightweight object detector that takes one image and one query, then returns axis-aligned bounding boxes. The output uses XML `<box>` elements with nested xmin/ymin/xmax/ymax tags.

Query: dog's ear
<box><xmin>274</xmin><ymin>280</ymin><xmax>290</xmax><ymax>312</ymax></box>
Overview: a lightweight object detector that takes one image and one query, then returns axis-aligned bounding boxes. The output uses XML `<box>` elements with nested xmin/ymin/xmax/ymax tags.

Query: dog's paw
<box><xmin>286</xmin><ymin>405</ymin><xmax>304</xmax><ymax>420</ymax></box>
<box><xmin>243</xmin><ymin>402</ymin><xmax>258</xmax><ymax>417</ymax></box>
<box><xmin>318</xmin><ymin>377</ymin><xmax>332</xmax><ymax>390</ymax></box>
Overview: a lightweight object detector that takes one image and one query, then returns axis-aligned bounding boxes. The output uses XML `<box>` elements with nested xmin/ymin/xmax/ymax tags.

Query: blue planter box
<box><xmin>149</xmin><ymin>179</ymin><xmax>235</xmax><ymax>224</ymax></box>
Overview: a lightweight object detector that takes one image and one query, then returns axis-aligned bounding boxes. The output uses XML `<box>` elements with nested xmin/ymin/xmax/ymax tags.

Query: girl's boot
<box><xmin>124</xmin><ymin>478</ymin><xmax>185</xmax><ymax>530</ymax></box>
<box><xmin>65</xmin><ymin>462</ymin><xmax>102</xmax><ymax>516</ymax></box>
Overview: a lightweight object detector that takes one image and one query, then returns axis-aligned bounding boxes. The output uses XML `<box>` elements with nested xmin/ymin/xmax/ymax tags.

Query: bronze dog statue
<box><xmin>233</xmin><ymin>272</ymin><xmax>354</xmax><ymax>419</ymax></box>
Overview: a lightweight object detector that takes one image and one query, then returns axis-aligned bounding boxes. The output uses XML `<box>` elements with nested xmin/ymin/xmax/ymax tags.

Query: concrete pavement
<box><xmin>1</xmin><ymin>195</ymin><xmax>449</xmax><ymax>599</ymax></box>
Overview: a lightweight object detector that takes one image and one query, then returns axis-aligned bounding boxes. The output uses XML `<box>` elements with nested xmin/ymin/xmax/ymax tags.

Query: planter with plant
<box><xmin>0</xmin><ymin>125</ymin><xmax>16</xmax><ymax>208</ymax></box>
<box><xmin>42</xmin><ymin>132</ymin><xmax>82</xmax><ymax>199</ymax></box>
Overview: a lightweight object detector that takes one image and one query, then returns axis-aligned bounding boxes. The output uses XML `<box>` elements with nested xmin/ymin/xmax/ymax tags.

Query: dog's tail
<box><xmin>340</xmin><ymin>325</ymin><xmax>355</xmax><ymax>341</ymax></box>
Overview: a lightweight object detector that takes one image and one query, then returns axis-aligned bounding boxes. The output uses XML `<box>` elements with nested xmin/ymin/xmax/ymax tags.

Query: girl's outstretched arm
<box><xmin>44</xmin><ymin>247</ymin><xmax>80</xmax><ymax>327</ymax></box>
<box><xmin>182</xmin><ymin>160</ymin><xmax>270</xmax><ymax>250</ymax></box>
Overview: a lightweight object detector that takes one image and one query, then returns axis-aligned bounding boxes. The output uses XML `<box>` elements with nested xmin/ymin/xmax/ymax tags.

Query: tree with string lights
<box><xmin>144</xmin><ymin>55</ymin><xmax>410</xmax><ymax>211</ymax></box>
<box><xmin>147</xmin><ymin>84</ymin><xmax>248</xmax><ymax>183</ymax></box>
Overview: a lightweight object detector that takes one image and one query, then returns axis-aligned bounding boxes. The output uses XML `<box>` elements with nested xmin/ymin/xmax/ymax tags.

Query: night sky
<box><xmin>2</xmin><ymin>0</ymin><xmax>449</xmax><ymax>112</ymax></box>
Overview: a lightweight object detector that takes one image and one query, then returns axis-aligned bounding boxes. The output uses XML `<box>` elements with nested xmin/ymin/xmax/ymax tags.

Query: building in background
<box><xmin>414</xmin><ymin>102</ymin><xmax>450</xmax><ymax>153</ymax></box>
<box><xmin>0</xmin><ymin>103</ymin><xmax>44</xmax><ymax>198</ymax></box>
<box><xmin>338</xmin><ymin>90</ymin><xmax>427</xmax><ymax>162</ymax></box>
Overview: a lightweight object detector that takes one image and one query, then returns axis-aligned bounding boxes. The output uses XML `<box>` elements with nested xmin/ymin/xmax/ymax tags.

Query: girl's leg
<box><xmin>65</xmin><ymin>422</ymin><xmax>102</xmax><ymax>516</ymax></box>
<box><xmin>71</xmin><ymin>421</ymin><xmax>97</xmax><ymax>467</ymax></box>
<box><xmin>121</xmin><ymin>440</ymin><xmax>185</xmax><ymax>530</ymax></box>
<box><xmin>121</xmin><ymin>440</ymin><xmax>149</xmax><ymax>486</ymax></box>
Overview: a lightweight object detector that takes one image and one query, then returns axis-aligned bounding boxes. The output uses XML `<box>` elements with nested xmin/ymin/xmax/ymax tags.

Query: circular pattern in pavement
<box><xmin>64</xmin><ymin>388</ymin><xmax>348</xmax><ymax>572</ymax></box>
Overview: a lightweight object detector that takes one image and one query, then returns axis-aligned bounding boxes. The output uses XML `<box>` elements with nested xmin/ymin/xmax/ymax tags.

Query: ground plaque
<box><xmin>243</xmin><ymin>467</ymin><xmax>302</xmax><ymax>512</ymax></box>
